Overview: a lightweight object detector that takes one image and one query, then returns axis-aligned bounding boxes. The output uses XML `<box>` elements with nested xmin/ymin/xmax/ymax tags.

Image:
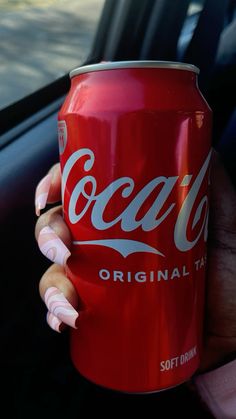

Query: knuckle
<box><xmin>209</xmin><ymin>224</ymin><xmax>236</xmax><ymax>254</ymax></box>
<box><xmin>35</xmin><ymin>207</ymin><xmax>61</xmax><ymax>238</ymax></box>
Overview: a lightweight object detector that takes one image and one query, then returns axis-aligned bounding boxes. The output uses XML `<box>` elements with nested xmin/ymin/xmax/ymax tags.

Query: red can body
<box><xmin>58</xmin><ymin>61</ymin><xmax>212</xmax><ymax>393</ymax></box>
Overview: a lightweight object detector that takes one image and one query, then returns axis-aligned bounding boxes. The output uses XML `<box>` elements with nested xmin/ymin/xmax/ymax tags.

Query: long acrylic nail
<box><xmin>46</xmin><ymin>311</ymin><xmax>63</xmax><ymax>333</ymax></box>
<box><xmin>38</xmin><ymin>226</ymin><xmax>71</xmax><ymax>266</ymax></box>
<box><xmin>44</xmin><ymin>287</ymin><xmax>79</xmax><ymax>329</ymax></box>
<box><xmin>35</xmin><ymin>173</ymin><xmax>52</xmax><ymax>216</ymax></box>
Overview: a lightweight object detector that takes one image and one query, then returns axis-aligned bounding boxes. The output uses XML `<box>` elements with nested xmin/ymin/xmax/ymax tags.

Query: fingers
<box><xmin>35</xmin><ymin>163</ymin><xmax>62</xmax><ymax>216</ymax></box>
<box><xmin>35</xmin><ymin>206</ymin><xmax>71</xmax><ymax>266</ymax></box>
<box><xmin>35</xmin><ymin>164</ymin><xmax>71</xmax><ymax>266</ymax></box>
<box><xmin>35</xmin><ymin>165</ymin><xmax>78</xmax><ymax>334</ymax></box>
<box><xmin>40</xmin><ymin>264</ymin><xmax>79</xmax><ymax>333</ymax></box>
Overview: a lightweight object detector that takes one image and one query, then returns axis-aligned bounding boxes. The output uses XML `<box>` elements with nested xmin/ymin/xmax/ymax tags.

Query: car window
<box><xmin>0</xmin><ymin>0</ymin><xmax>104</xmax><ymax>110</ymax></box>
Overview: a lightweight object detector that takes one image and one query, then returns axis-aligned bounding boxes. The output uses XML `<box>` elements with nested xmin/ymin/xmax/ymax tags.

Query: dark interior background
<box><xmin>1</xmin><ymin>0</ymin><xmax>235</xmax><ymax>417</ymax></box>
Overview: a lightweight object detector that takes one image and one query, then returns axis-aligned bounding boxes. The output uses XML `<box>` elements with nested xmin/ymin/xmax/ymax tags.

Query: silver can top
<box><xmin>70</xmin><ymin>60</ymin><xmax>199</xmax><ymax>78</ymax></box>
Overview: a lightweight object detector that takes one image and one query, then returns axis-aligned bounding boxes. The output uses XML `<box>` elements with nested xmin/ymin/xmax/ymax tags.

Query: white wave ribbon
<box><xmin>73</xmin><ymin>239</ymin><xmax>164</xmax><ymax>258</ymax></box>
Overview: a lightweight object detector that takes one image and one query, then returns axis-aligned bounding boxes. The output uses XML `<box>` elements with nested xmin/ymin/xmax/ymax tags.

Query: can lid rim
<box><xmin>70</xmin><ymin>60</ymin><xmax>200</xmax><ymax>78</ymax></box>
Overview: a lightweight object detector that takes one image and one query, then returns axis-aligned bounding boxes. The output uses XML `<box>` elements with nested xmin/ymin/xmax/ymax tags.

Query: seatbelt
<box><xmin>183</xmin><ymin>0</ymin><xmax>229</xmax><ymax>93</ymax></box>
<box><xmin>103</xmin><ymin>0</ymin><xmax>156</xmax><ymax>61</ymax></box>
<box><xmin>140</xmin><ymin>0</ymin><xmax>190</xmax><ymax>60</ymax></box>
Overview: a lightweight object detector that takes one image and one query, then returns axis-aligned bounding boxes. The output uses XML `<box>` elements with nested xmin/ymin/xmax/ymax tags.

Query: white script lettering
<box><xmin>62</xmin><ymin>148</ymin><xmax>211</xmax><ymax>257</ymax></box>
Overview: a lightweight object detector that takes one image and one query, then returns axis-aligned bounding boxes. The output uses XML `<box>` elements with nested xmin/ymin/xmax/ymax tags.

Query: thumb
<box><xmin>209</xmin><ymin>150</ymin><xmax>236</xmax><ymax>245</ymax></box>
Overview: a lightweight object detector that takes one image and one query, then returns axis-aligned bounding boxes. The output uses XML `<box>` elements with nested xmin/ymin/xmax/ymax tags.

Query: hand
<box><xmin>35</xmin><ymin>153</ymin><xmax>236</xmax><ymax>371</ymax></box>
<box><xmin>35</xmin><ymin>164</ymin><xmax>79</xmax><ymax>332</ymax></box>
<box><xmin>200</xmin><ymin>152</ymin><xmax>236</xmax><ymax>371</ymax></box>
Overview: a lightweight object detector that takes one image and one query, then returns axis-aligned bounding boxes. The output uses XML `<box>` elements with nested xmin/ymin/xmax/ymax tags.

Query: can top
<box><xmin>70</xmin><ymin>60</ymin><xmax>199</xmax><ymax>78</ymax></box>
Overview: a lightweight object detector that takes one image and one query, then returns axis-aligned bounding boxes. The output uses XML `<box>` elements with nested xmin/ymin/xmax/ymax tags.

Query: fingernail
<box><xmin>35</xmin><ymin>173</ymin><xmax>52</xmax><ymax>216</ymax></box>
<box><xmin>38</xmin><ymin>226</ymin><xmax>71</xmax><ymax>266</ymax></box>
<box><xmin>46</xmin><ymin>311</ymin><xmax>63</xmax><ymax>333</ymax></box>
<box><xmin>44</xmin><ymin>287</ymin><xmax>79</xmax><ymax>329</ymax></box>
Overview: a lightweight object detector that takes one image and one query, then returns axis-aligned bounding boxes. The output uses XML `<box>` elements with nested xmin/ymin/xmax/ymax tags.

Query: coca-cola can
<box><xmin>58</xmin><ymin>61</ymin><xmax>212</xmax><ymax>393</ymax></box>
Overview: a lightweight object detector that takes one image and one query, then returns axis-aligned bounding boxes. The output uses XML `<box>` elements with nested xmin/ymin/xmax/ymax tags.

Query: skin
<box><xmin>35</xmin><ymin>152</ymin><xmax>236</xmax><ymax>372</ymax></box>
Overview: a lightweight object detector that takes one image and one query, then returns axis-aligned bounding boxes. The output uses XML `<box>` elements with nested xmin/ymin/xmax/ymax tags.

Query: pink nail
<box><xmin>46</xmin><ymin>311</ymin><xmax>63</xmax><ymax>333</ymax></box>
<box><xmin>44</xmin><ymin>287</ymin><xmax>79</xmax><ymax>329</ymax></box>
<box><xmin>38</xmin><ymin>226</ymin><xmax>71</xmax><ymax>266</ymax></box>
<box><xmin>35</xmin><ymin>173</ymin><xmax>52</xmax><ymax>216</ymax></box>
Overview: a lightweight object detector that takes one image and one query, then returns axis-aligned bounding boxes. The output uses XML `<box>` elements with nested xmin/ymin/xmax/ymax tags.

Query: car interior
<box><xmin>1</xmin><ymin>0</ymin><xmax>235</xmax><ymax>417</ymax></box>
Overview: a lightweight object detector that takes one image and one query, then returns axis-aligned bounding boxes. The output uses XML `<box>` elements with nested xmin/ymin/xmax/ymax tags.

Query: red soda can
<box><xmin>58</xmin><ymin>61</ymin><xmax>212</xmax><ymax>393</ymax></box>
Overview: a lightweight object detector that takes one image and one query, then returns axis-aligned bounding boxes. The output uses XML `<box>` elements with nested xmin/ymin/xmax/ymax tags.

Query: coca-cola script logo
<box><xmin>62</xmin><ymin>148</ymin><xmax>211</xmax><ymax>257</ymax></box>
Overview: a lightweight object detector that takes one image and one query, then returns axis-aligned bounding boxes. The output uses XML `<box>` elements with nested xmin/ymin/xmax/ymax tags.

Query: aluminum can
<box><xmin>58</xmin><ymin>61</ymin><xmax>212</xmax><ymax>392</ymax></box>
